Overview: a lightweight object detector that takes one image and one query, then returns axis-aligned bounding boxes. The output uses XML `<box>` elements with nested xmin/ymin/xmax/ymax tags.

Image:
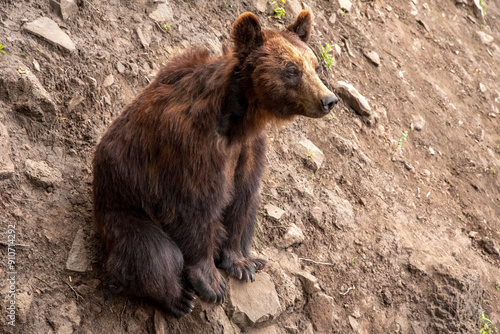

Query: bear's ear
<box><xmin>287</xmin><ymin>10</ymin><xmax>313</xmax><ymax>43</ymax></box>
<box><xmin>231</xmin><ymin>12</ymin><xmax>264</xmax><ymax>56</ymax></box>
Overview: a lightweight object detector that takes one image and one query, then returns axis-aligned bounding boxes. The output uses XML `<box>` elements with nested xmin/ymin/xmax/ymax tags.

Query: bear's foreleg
<box><xmin>218</xmin><ymin>134</ymin><xmax>267</xmax><ymax>282</ymax></box>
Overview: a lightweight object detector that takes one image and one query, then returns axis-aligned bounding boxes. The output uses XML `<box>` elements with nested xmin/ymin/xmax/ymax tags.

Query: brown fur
<box><xmin>92</xmin><ymin>10</ymin><xmax>337</xmax><ymax>318</ymax></box>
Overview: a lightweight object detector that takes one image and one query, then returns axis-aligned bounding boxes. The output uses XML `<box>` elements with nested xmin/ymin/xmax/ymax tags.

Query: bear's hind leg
<box><xmin>102</xmin><ymin>211</ymin><xmax>194</xmax><ymax>318</ymax></box>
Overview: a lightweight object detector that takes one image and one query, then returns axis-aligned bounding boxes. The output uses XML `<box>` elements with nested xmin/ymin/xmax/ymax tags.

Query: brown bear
<box><xmin>92</xmin><ymin>10</ymin><xmax>337</xmax><ymax>318</ymax></box>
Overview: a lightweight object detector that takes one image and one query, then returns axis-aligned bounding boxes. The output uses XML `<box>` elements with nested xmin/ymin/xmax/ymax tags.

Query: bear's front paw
<box><xmin>218</xmin><ymin>251</ymin><xmax>267</xmax><ymax>282</ymax></box>
<box><xmin>186</xmin><ymin>261</ymin><xmax>226</xmax><ymax>304</ymax></box>
<box><xmin>168</xmin><ymin>288</ymin><xmax>196</xmax><ymax>318</ymax></box>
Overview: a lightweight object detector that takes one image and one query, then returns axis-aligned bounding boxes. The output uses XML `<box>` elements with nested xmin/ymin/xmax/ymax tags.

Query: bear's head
<box><xmin>232</xmin><ymin>10</ymin><xmax>338</xmax><ymax>119</ymax></box>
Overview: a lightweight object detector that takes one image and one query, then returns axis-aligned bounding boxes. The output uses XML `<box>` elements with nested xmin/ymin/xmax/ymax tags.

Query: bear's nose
<box><xmin>321</xmin><ymin>95</ymin><xmax>339</xmax><ymax>111</ymax></box>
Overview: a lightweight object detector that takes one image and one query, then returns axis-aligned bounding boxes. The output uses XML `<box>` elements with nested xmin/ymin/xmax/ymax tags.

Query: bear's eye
<box><xmin>285</xmin><ymin>63</ymin><xmax>299</xmax><ymax>77</ymax></box>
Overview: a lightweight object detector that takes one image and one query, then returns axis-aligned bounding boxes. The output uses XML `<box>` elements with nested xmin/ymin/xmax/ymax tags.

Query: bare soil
<box><xmin>0</xmin><ymin>0</ymin><xmax>499</xmax><ymax>333</ymax></box>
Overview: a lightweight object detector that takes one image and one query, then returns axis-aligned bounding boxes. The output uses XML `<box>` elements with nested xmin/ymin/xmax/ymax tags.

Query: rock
<box><xmin>329</xmin><ymin>13</ymin><xmax>337</xmax><ymax>25</ymax></box>
<box><xmin>293</xmin><ymin>138</ymin><xmax>324</xmax><ymax>171</ymax></box>
<box><xmin>297</xmin><ymin>271</ymin><xmax>321</xmax><ymax>294</ymax></box>
<box><xmin>0</xmin><ymin>122</ymin><xmax>15</xmax><ymax>180</ymax></box>
<box><xmin>334</xmin><ymin>44</ymin><xmax>341</xmax><ymax>55</ymax></box>
<box><xmin>50</xmin><ymin>0</ymin><xmax>78</xmax><ymax>21</ymax></box>
<box><xmin>154</xmin><ymin>309</ymin><xmax>167</xmax><ymax>334</ymax></box>
<box><xmin>149</xmin><ymin>3</ymin><xmax>173</xmax><ymax>22</ymax></box>
<box><xmin>252</xmin><ymin>0</ymin><xmax>268</xmax><ymax>13</ymax></box>
<box><xmin>102</xmin><ymin>74</ymin><xmax>114</xmax><ymax>88</ymax></box>
<box><xmin>66</xmin><ymin>226</ymin><xmax>90</xmax><ymax>272</ymax></box>
<box><xmin>16</xmin><ymin>291</ymin><xmax>34</xmax><ymax>324</ymax></box>
<box><xmin>472</xmin><ymin>0</ymin><xmax>485</xmax><ymax>23</ymax></box>
<box><xmin>203</xmin><ymin>304</ymin><xmax>241</xmax><ymax>334</ymax></box>
<box><xmin>306</xmin><ymin>292</ymin><xmax>335</xmax><ymax>332</ymax></box>
<box><xmin>429</xmin><ymin>147</ymin><xmax>435</xmax><ymax>155</ymax></box>
<box><xmin>479</xmin><ymin>83</ymin><xmax>486</xmax><ymax>93</ymax></box>
<box><xmin>32</xmin><ymin>59</ymin><xmax>40</xmax><ymax>71</ymax></box>
<box><xmin>336</xmin><ymin>81</ymin><xmax>372</xmax><ymax>116</ymax></box>
<box><xmin>249</xmin><ymin>325</ymin><xmax>278</xmax><ymax>334</ymax></box>
<box><xmin>25</xmin><ymin>159</ymin><xmax>62</xmax><ymax>188</ymax></box>
<box><xmin>338</xmin><ymin>0</ymin><xmax>352</xmax><ymax>12</ymax></box>
<box><xmin>479</xmin><ymin>238</ymin><xmax>500</xmax><ymax>256</ymax></box>
<box><xmin>265</xmin><ymin>204</ymin><xmax>286</xmax><ymax>220</ymax></box>
<box><xmin>0</xmin><ymin>59</ymin><xmax>57</xmax><ymax>120</ymax></box>
<box><xmin>136</xmin><ymin>27</ymin><xmax>150</xmax><ymax>48</ymax></box>
<box><xmin>116</xmin><ymin>61</ymin><xmax>126</xmax><ymax>74</ymax></box>
<box><xmin>364</xmin><ymin>50</ymin><xmax>380</xmax><ymax>66</ymax></box>
<box><xmin>276</xmin><ymin>223</ymin><xmax>305</xmax><ymax>248</ymax></box>
<box><xmin>416</xmin><ymin>17</ymin><xmax>430</xmax><ymax>32</ymax></box>
<box><xmin>413</xmin><ymin>115</ymin><xmax>426</xmax><ymax>131</ymax></box>
<box><xmin>348</xmin><ymin>316</ymin><xmax>360</xmax><ymax>332</ymax></box>
<box><xmin>323</xmin><ymin>189</ymin><xmax>355</xmax><ymax>229</ymax></box>
<box><xmin>309</xmin><ymin>206</ymin><xmax>324</xmax><ymax>227</ymax></box>
<box><xmin>476</xmin><ymin>31</ymin><xmax>494</xmax><ymax>45</ymax></box>
<box><xmin>228</xmin><ymin>272</ymin><xmax>281</xmax><ymax>330</ymax></box>
<box><xmin>23</xmin><ymin>17</ymin><xmax>76</xmax><ymax>52</ymax></box>
<box><xmin>286</xmin><ymin>0</ymin><xmax>303</xmax><ymax>17</ymax></box>
<box><xmin>47</xmin><ymin>300</ymin><xmax>81</xmax><ymax>334</ymax></box>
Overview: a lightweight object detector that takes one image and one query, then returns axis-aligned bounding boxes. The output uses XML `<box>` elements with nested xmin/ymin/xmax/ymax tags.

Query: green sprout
<box><xmin>480</xmin><ymin>311</ymin><xmax>498</xmax><ymax>334</ymax></box>
<box><xmin>270</xmin><ymin>0</ymin><xmax>286</xmax><ymax>19</ymax></box>
<box><xmin>479</xmin><ymin>0</ymin><xmax>487</xmax><ymax>15</ymax></box>
<box><xmin>163</xmin><ymin>23</ymin><xmax>172</xmax><ymax>31</ymax></box>
<box><xmin>398</xmin><ymin>130</ymin><xmax>409</xmax><ymax>147</ymax></box>
<box><xmin>320</xmin><ymin>44</ymin><xmax>334</xmax><ymax>71</ymax></box>
<box><xmin>0</xmin><ymin>44</ymin><xmax>7</xmax><ymax>55</ymax></box>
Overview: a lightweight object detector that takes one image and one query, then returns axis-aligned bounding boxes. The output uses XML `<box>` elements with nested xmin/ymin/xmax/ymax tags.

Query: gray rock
<box><xmin>276</xmin><ymin>223</ymin><xmax>305</xmax><ymax>248</ymax></box>
<box><xmin>293</xmin><ymin>138</ymin><xmax>325</xmax><ymax>171</ymax></box>
<box><xmin>413</xmin><ymin>115</ymin><xmax>426</xmax><ymax>131</ymax></box>
<box><xmin>149</xmin><ymin>3</ymin><xmax>173</xmax><ymax>22</ymax></box>
<box><xmin>203</xmin><ymin>304</ymin><xmax>241</xmax><ymax>334</ymax></box>
<box><xmin>136</xmin><ymin>27</ymin><xmax>150</xmax><ymax>48</ymax></box>
<box><xmin>25</xmin><ymin>159</ymin><xmax>62</xmax><ymax>188</ymax></box>
<box><xmin>416</xmin><ymin>17</ymin><xmax>430</xmax><ymax>32</ymax></box>
<box><xmin>23</xmin><ymin>17</ymin><xmax>76</xmax><ymax>52</ymax></box>
<box><xmin>479</xmin><ymin>83</ymin><xmax>487</xmax><ymax>93</ymax></box>
<box><xmin>16</xmin><ymin>291</ymin><xmax>34</xmax><ymax>324</ymax></box>
<box><xmin>0</xmin><ymin>59</ymin><xmax>57</xmax><ymax>120</ymax></box>
<box><xmin>50</xmin><ymin>0</ymin><xmax>78</xmax><ymax>21</ymax></box>
<box><xmin>286</xmin><ymin>0</ymin><xmax>303</xmax><ymax>17</ymax></box>
<box><xmin>336</xmin><ymin>81</ymin><xmax>372</xmax><ymax>116</ymax></box>
<box><xmin>0</xmin><ymin>122</ymin><xmax>15</xmax><ymax>180</ymax></box>
<box><xmin>228</xmin><ymin>272</ymin><xmax>281</xmax><ymax>330</ymax></box>
<box><xmin>265</xmin><ymin>204</ymin><xmax>286</xmax><ymax>220</ymax></box>
<box><xmin>338</xmin><ymin>0</ymin><xmax>352</xmax><ymax>12</ymax></box>
<box><xmin>476</xmin><ymin>31</ymin><xmax>494</xmax><ymax>45</ymax></box>
<box><xmin>297</xmin><ymin>271</ymin><xmax>321</xmax><ymax>294</ymax></box>
<box><xmin>472</xmin><ymin>0</ymin><xmax>485</xmax><ymax>23</ymax></box>
<box><xmin>102</xmin><ymin>74</ymin><xmax>114</xmax><ymax>88</ymax></box>
<box><xmin>154</xmin><ymin>309</ymin><xmax>167</xmax><ymax>334</ymax></box>
<box><xmin>250</xmin><ymin>325</ymin><xmax>278</xmax><ymax>334</ymax></box>
<box><xmin>364</xmin><ymin>50</ymin><xmax>380</xmax><ymax>66</ymax></box>
<box><xmin>116</xmin><ymin>61</ymin><xmax>126</xmax><ymax>74</ymax></box>
<box><xmin>479</xmin><ymin>238</ymin><xmax>500</xmax><ymax>256</ymax></box>
<box><xmin>66</xmin><ymin>226</ymin><xmax>90</xmax><ymax>272</ymax></box>
<box><xmin>309</xmin><ymin>206</ymin><xmax>324</xmax><ymax>227</ymax></box>
<box><xmin>348</xmin><ymin>316</ymin><xmax>360</xmax><ymax>332</ymax></box>
<box><xmin>306</xmin><ymin>292</ymin><xmax>335</xmax><ymax>332</ymax></box>
<box><xmin>252</xmin><ymin>0</ymin><xmax>268</xmax><ymax>13</ymax></box>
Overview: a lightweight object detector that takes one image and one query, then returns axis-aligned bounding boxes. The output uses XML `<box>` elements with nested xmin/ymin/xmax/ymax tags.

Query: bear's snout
<box><xmin>321</xmin><ymin>95</ymin><xmax>339</xmax><ymax>111</ymax></box>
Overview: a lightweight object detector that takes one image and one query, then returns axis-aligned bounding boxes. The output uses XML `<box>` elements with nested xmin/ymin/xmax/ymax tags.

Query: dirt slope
<box><xmin>0</xmin><ymin>0</ymin><xmax>499</xmax><ymax>333</ymax></box>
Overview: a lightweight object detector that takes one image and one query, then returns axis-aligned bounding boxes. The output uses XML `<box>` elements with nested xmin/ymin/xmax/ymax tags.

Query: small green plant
<box><xmin>479</xmin><ymin>0</ymin><xmax>487</xmax><ymax>15</ymax></box>
<box><xmin>433</xmin><ymin>52</ymin><xmax>438</xmax><ymax>59</ymax></box>
<box><xmin>0</xmin><ymin>44</ymin><xmax>7</xmax><ymax>55</ymax></box>
<box><xmin>28</xmin><ymin>323</ymin><xmax>35</xmax><ymax>329</ymax></box>
<box><xmin>306</xmin><ymin>149</ymin><xmax>314</xmax><ymax>160</ymax></box>
<box><xmin>270</xmin><ymin>0</ymin><xmax>286</xmax><ymax>19</ymax></box>
<box><xmin>109</xmin><ymin>305</ymin><xmax>115</xmax><ymax>312</ymax></box>
<box><xmin>480</xmin><ymin>311</ymin><xmax>498</xmax><ymax>334</ymax></box>
<box><xmin>486</xmin><ymin>167</ymin><xmax>497</xmax><ymax>175</ymax></box>
<box><xmin>329</xmin><ymin>112</ymin><xmax>336</xmax><ymax>120</ymax></box>
<box><xmin>163</xmin><ymin>23</ymin><xmax>173</xmax><ymax>31</ymax></box>
<box><xmin>351</xmin><ymin>257</ymin><xmax>357</xmax><ymax>265</ymax></box>
<box><xmin>398</xmin><ymin>130</ymin><xmax>409</xmax><ymax>147</ymax></box>
<box><xmin>320</xmin><ymin>44</ymin><xmax>334</xmax><ymax>71</ymax></box>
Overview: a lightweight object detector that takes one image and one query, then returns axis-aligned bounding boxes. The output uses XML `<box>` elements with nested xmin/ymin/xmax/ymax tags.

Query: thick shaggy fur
<box><xmin>93</xmin><ymin>10</ymin><xmax>337</xmax><ymax>317</ymax></box>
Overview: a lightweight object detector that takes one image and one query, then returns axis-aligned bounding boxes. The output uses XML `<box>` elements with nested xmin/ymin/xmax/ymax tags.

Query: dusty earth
<box><xmin>1</xmin><ymin>0</ymin><xmax>500</xmax><ymax>333</ymax></box>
